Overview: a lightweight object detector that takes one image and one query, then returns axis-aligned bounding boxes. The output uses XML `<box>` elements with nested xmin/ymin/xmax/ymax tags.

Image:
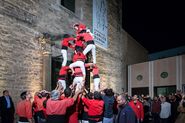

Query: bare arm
<box><xmin>73</xmin><ymin>90</ymin><xmax>81</xmax><ymax>100</ymax></box>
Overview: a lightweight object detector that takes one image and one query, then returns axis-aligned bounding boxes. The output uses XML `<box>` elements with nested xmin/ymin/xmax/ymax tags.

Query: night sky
<box><xmin>122</xmin><ymin>0</ymin><xmax>185</xmax><ymax>53</ymax></box>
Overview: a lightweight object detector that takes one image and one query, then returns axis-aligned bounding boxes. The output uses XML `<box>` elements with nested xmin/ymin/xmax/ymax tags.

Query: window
<box><xmin>61</xmin><ymin>0</ymin><xmax>75</xmax><ymax>12</ymax></box>
<box><xmin>154</xmin><ymin>86</ymin><xmax>176</xmax><ymax>96</ymax></box>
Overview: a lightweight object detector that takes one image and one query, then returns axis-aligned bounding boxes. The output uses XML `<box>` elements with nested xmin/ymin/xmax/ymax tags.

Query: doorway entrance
<box><xmin>154</xmin><ymin>85</ymin><xmax>176</xmax><ymax>96</ymax></box>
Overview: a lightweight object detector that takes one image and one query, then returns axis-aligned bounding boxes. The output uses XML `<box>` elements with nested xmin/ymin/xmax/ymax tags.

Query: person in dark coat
<box><xmin>116</xmin><ymin>94</ymin><xmax>136</xmax><ymax>123</ymax></box>
<box><xmin>101</xmin><ymin>88</ymin><xmax>115</xmax><ymax>123</ymax></box>
<box><xmin>170</xmin><ymin>95</ymin><xmax>179</xmax><ymax>123</ymax></box>
<box><xmin>0</xmin><ymin>90</ymin><xmax>15</xmax><ymax>123</ymax></box>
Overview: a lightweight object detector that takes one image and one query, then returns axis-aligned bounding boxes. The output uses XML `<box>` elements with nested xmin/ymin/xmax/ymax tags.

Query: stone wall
<box><xmin>126</xmin><ymin>34</ymin><xmax>148</xmax><ymax>65</ymax></box>
<box><xmin>0</xmin><ymin>0</ymin><xmax>43</xmax><ymax>103</ymax></box>
<box><xmin>0</xmin><ymin>0</ymin><xmax>148</xmax><ymax>107</ymax></box>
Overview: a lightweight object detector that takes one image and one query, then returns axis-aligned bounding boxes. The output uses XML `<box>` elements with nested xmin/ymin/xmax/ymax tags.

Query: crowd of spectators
<box><xmin>0</xmin><ymin>88</ymin><xmax>185</xmax><ymax>123</ymax></box>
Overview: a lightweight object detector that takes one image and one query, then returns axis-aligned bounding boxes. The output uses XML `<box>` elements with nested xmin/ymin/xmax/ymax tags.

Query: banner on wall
<box><xmin>93</xmin><ymin>0</ymin><xmax>108</xmax><ymax>49</ymax></box>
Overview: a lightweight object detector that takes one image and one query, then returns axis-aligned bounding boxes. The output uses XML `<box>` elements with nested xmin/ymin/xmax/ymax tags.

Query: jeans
<box><xmin>103</xmin><ymin>117</ymin><xmax>113</xmax><ymax>123</ymax></box>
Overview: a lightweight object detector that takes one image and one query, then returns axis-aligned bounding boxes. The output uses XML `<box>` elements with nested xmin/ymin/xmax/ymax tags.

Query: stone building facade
<box><xmin>0</xmin><ymin>0</ymin><xmax>147</xmax><ymax>105</ymax></box>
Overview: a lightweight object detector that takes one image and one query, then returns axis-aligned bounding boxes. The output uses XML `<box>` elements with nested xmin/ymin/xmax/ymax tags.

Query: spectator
<box><xmin>170</xmin><ymin>95</ymin><xmax>179</xmax><ymax>123</ymax></box>
<box><xmin>101</xmin><ymin>88</ymin><xmax>115</xmax><ymax>123</ymax></box>
<box><xmin>116</xmin><ymin>94</ymin><xmax>136</xmax><ymax>123</ymax></box>
<box><xmin>0</xmin><ymin>90</ymin><xmax>15</xmax><ymax>123</ymax></box>
<box><xmin>159</xmin><ymin>96</ymin><xmax>171</xmax><ymax>123</ymax></box>
<box><xmin>151</xmin><ymin>96</ymin><xmax>161</xmax><ymax>123</ymax></box>
<box><xmin>113</xmin><ymin>93</ymin><xmax>119</xmax><ymax>123</ymax></box>
<box><xmin>175</xmin><ymin>96</ymin><xmax>185</xmax><ymax>123</ymax></box>
<box><xmin>175</xmin><ymin>90</ymin><xmax>182</xmax><ymax>103</ymax></box>
<box><xmin>143</xmin><ymin>97</ymin><xmax>150</xmax><ymax>123</ymax></box>
<box><xmin>129</xmin><ymin>95</ymin><xmax>144</xmax><ymax>123</ymax></box>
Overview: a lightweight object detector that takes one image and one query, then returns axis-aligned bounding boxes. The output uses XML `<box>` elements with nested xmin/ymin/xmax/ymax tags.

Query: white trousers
<box><xmin>81</xmin><ymin>120</ymin><xmax>89</xmax><ymax>123</ymax></box>
<box><xmin>83</xmin><ymin>44</ymin><xmax>96</xmax><ymax>64</ymax></box>
<box><xmin>94</xmin><ymin>78</ymin><xmax>100</xmax><ymax>91</ymax></box>
<box><xmin>61</xmin><ymin>49</ymin><xmax>67</xmax><ymax>66</ymax></box>
<box><xmin>69</xmin><ymin>61</ymin><xmax>86</xmax><ymax>77</ymax></box>
<box><xmin>58</xmin><ymin>80</ymin><xmax>66</xmax><ymax>90</ymax></box>
<box><xmin>73</xmin><ymin>76</ymin><xmax>84</xmax><ymax>92</ymax></box>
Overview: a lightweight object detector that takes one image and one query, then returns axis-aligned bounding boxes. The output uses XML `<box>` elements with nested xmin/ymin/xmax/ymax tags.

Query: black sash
<box><xmin>75</xmin><ymin>46</ymin><xmax>83</xmax><ymax>52</ymax></box>
<box><xmin>87</xmin><ymin>40</ymin><xmax>94</xmax><ymax>45</ymax></box>
<box><xmin>93</xmin><ymin>74</ymin><xmax>100</xmax><ymax>79</ymax></box>
<box><xmin>47</xmin><ymin>115</ymin><xmax>65</xmax><ymax>123</ymax></box>
<box><xmin>19</xmin><ymin>117</ymin><xmax>28</xmax><ymax>122</ymax></box>
<box><xmin>61</xmin><ymin>46</ymin><xmax>68</xmax><ymax>50</ymax></box>
<box><xmin>88</xmin><ymin>115</ymin><xmax>102</xmax><ymax>122</ymax></box>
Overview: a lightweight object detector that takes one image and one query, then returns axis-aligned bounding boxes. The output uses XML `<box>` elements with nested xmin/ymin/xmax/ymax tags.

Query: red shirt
<box><xmin>77</xmin><ymin>32</ymin><xmax>93</xmax><ymax>42</ymax></box>
<box><xmin>67</xmin><ymin>96</ymin><xmax>82</xmax><ymax>123</ymax></box>
<box><xmin>151</xmin><ymin>101</ymin><xmax>161</xmax><ymax>113</ymax></box>
<box><xmin>72</xmin><ymin>52</ymin><xmax>86</xmax><ymax>62</ymax></box>
<box><xmin>46</xmin><ymin>98</ymin><xmax>74</xmax><ymax>115</ymax></box>
<box><xmin>60</xmin><ymin>95</ymin><xmax>66</xmax><ymax>100</ymax></box>
<box><xmin>59</xmin><ymin>66</ymin><xmax>69</xmax><ymax>76</ymax></box>
<box><xmin>73</xmin><ymin>64</ymin><xmax>90</xmax><ymax>77</ymax></box>
<box><xmin>129</xmin><ymin>100</ymin><xmax>144</xmax><ymax>120</ymax></box>
<box><xmin>84</xmin><ymin>105</ymin><xmax>89</xmax><ymax>112</ymax></box>
<box><xmin>74</xmin><ymin>39</ymin><xmax>85</xmax><ymax>49</ymax></box>
<box><xmin>82</xmin><ymin>98</ymin><xmax>104</xmax><ymax>121</ymax></box>
<box><xmin>33</xmin><ymin>96</ymin><xmax>46</xmax><ymax>111</ymax></box>
<box><xmin>92</xmin><ymin>66</ymin><xmax>99</xmax><ymax>75</ymax></box>
<box><xmin>16</xmin><ymin>100</ymin><xmax>32</xmax><ymax>119</ymax></box>
<box><xmin>33</xmin><ymin>95</ymin><xmax>39</xmax><ymax>112</ymax></box>
<box><xmin>74</xmin><ymin>67</ymin><xmax>83</xmax><ymax>77</ymax></box>
<box><xmin>75</xmin><ymin>23</ymin><xmax>86</xmax><ymax>34</ymax></box>
<box><xmin>61</xmin><ymin>37</ymin><xmax>75</xmax><ymax>47</ymax></box>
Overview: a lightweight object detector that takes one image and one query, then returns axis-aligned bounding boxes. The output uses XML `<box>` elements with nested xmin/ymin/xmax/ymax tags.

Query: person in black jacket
<box><xmin>0</xmin><ymin>90</ymin><xmax>15</xmax><ymax>123</ymax></box>
<box><xmin>116</xmin><ymin>94</ymin><xmax>136</xmax><ymax>123</ymax></box>
<box><xmin>101</xmin><ymin>88</ymin><xmax>115</xmax><ymax>123</ymax></box>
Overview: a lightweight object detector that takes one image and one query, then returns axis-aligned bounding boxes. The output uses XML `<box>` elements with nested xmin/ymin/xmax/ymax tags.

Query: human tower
<box><xmin>57</xmin><ymin>23</ymin><xmax>100</xmax><ymax>92</ymax></box>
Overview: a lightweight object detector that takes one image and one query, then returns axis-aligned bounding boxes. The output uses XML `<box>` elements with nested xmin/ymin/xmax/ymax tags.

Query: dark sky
<box><xmin>122</xmin><ymin>0</ymin><xmax>185</xmax><ymax>53</ymax></box>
